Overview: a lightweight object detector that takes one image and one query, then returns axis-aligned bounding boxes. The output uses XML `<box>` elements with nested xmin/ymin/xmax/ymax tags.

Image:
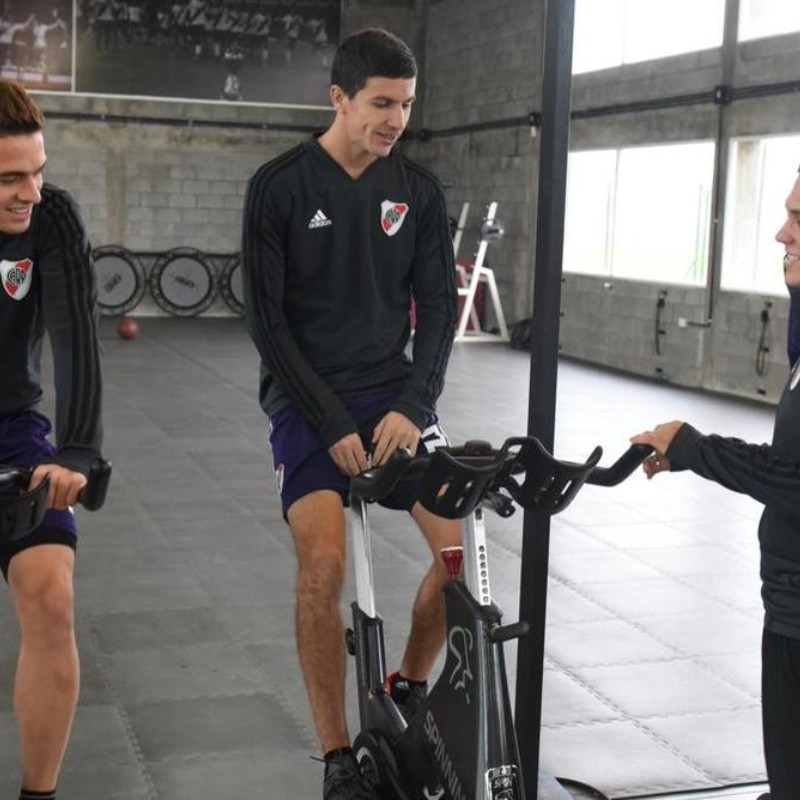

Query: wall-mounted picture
<box><xmin>75</xmin><ymin>0</ymin><xmax>341</xmax><ymax>106</ymax></box>
<box><xmin>0</xmin><ymin>0</ymin><xmax>72</xmax><ymax>91</ymax></box>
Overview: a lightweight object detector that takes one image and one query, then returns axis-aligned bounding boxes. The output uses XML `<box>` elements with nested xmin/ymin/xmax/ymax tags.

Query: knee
<box><xmin>16</xmin><ymin>578</ymin><xmax>75</xmax><ymax>649</ymax></box>
<box><xmin>296</xmin><ymin>544</ymin><xmax>347</xmax><ymax>600</ymax></box>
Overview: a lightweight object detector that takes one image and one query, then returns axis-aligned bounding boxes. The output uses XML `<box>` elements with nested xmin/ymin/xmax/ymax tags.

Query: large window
<box><xmin>738</xmin><ymin>0</ymin><xmax>800</xmax><ymax>41</ymax></box>
<box><xmin>564</xmin><ymin>142</ymin><xmax>715</xmax><ymax>285</ymax></box>
<box><xmin>721</xmin><ymin>135</ymin><xmax>800</xmax><ymax>295</ymax></box>
<box><xmin>572</xmin><ymin>0</ymin><xmax>725</xmax><ymax>74</ymax></box>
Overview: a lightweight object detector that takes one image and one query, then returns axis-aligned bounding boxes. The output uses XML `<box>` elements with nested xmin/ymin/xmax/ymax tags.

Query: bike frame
<box><xmin>349</xmin><ymin>498</ymin><xmax>525</xmax><ymax>800</ymax></box>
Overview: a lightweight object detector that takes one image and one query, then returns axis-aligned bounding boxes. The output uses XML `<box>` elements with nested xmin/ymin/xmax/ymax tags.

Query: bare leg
<box><xmin>9</xmin><ymin>544</ymin><xmax>79</xmax><ymax>791</ymax></box>
<box><xmin>288</xmin><ymin>490</ymin><xmax>350</xmax><ymax>753</ymax></box>
<box><xmin>398</xmin><ymin>504</ymin><xmax>461</xmax><ymax>682</ymax></box>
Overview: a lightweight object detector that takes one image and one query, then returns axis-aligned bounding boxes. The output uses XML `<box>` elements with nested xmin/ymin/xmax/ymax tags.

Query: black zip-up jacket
<box><xmin>242</xmin><ymin>139</ymin><xmax>458</xmax><ymax>446</ymax></box>
<box><xmin>0</xmin><ymin>183</ymin><xmax>102</xmax><ymax>475</ymax></box>
<box><xmin>667</xmin><ymin>362</ymin><xmax>800</xmax><ymax>639</ymax></box>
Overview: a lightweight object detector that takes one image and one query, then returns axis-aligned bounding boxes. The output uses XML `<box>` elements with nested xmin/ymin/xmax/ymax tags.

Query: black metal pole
<box><xmin>515</xmin><ymin>1</ymin><xmax>575</xmax><ymax>798</ymax></box>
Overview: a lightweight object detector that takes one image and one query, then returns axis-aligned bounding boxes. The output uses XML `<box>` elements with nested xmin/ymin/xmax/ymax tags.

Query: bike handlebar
<box><xmin>0</xmin><ymin>459</ymin><xmax>112</xmax><ymax>511</ymax></box>
<box><xmin>350</xmin><ymin>439</ymin><xmax>654</xmax><ymax>520</ymax></box>
<box><xmin>585</xmin><ymin>444</ymin><xmax>653</xmax><ymax>486</ymax></box>
<box><xmin>0</xmin><ymin>459</ymin><xmax>113</xmax><ymax>543</ymax></box>
<box><xmin>350</xmin><ymin>437</ymin><xmax>651</xmax><ymax>520</ymax></box>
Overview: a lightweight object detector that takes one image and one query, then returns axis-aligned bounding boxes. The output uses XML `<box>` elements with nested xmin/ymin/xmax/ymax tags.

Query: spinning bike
<box><xmin>0</xmin><ymin>458</ymin><xmax>112</xmax><ymax>542</ymax></box>
<box><xmin>347</xmin><ymin>437</ymin><xmax>650</xmax><ymax>800</ymax></box>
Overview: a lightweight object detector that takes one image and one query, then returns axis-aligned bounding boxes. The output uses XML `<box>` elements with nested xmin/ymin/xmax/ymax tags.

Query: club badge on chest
<box><xmin>1</xmin><ymin>258</ymin><xmax>34</xmax><ymax>301</ymax></box>
<box><xmin>380</xmin><ymin>200</ymin><xmax>409</xmax><ymax>237</ymax></box>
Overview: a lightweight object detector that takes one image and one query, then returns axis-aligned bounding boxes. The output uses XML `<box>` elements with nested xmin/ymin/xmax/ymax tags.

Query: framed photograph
<box><xmin>0</xmin><ymin>0</ymin><xmax>73</xmax><ymax>91</ymax></box>
<box><xmin>74</xmin><ymin>0</ymin><xmax>341</xmax><ymax>106</ymax></box>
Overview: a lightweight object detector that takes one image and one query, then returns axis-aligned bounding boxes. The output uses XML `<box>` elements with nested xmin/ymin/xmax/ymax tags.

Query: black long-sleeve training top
<box><xmin>241</xmin><ymin>138</ymin><xmax>458</xmax><ymax>446</ymax></box>
<box><xmin>667</xmin><ymin>362</ymin><xmax>800</xmax><ymax>640</ymax></box>
<box><xmin>0</xmin><ymin>183</ymin><xmax>102</xmax><ymax>475</ymax></box>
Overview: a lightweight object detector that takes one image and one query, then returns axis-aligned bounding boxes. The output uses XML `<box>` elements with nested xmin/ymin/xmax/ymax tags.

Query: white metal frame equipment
<box><xmin>455</xmin><ymin>201</ymin><xmax>510</xmax><ymax>343</ymax></box>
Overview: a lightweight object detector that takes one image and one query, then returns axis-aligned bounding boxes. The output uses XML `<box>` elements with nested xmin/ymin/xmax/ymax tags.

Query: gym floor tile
<box><xmin>98</xmin><ymin>642</ymin><xmax>270</xmax><ymax>703</ymax></box>
<box><xmin>540</xmin><ymin>719</ymin><xmax>711</xmax><ymax>796</ymax></box>
<box><xmin>682</xmin><ymin>572</ymin><xmax>764</xmax><ymax>612</ymax></box>
<box><xmin>642</xmin><ymin>610</ymin><xmax>763</xmax><ymax>657</ymax></box>
<box><xmin>629</xmin><ymin>545</ymin><xmax>756</xmax><ymax>579</ymax></box>
<box><xmin>211</xmin><ymin>599</ymin><xmax>296</xmax><ymax>645</ymax></box>
<box><xmin>575</xmin><ymin>576</ymin><xmax>716</xmax><ymax>619</ymax></box>
<box><xmin>542</xmin><ymin>580</ymin><xmax>617</xmax><ymax>625</ymax></box>
<box><xmin>86</xmin><ymin>607</ymin><xmax>231</xmax><ymax>654</ymax></box>
<box><xmin>147</xmin><ymin>749</ymin><xmax>322</xmax><ymax>799</ymax></box>
<box><xmin>571</xmin><ymin>659</ymin><xmax>754</xmax><ymax>719</ymax></box>
<box><xmin>540</xmin><ymin>668</ymin><xmax>624</xmax><ymax>727</ymax></box>
<box><xmin>549</xmin><ymin>545</ymin><xmax>666</xmax><ymax>584</ymax></box>
<box><xmin>545</xmin><ymin>618</ymin><xmax>679</xmax><ymax>668</ymax></box>
<box><xmin>696</xmin><ymin>652</ymin><xmax>761</xmax><ymax>698</ymax></box>
<box><xmin>125</xmin><ymin>693</ymin><xmax>309</xmax><ymax>761</ymax></box>
<box><xmin>74</xmin><ymin>567</ymin><xmax>211</xmax><ymax>616</ymax></box>
<box><xmin>56</xmin><ymin>765</ymin><xmax>153</xmax><ymax>800</ymax></box>
<box><xmin>61</xmin><ymin>703</ymin><xmax>144</xmax><ymax>771</ymax></box>
<box><xmin>645</xmin><ymin>707</ymin><xmax>765</xmax><ymax>784</ymax></box>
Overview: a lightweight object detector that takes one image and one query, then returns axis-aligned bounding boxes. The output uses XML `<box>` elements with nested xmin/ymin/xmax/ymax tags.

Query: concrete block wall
<box><xmin>36</xmin><ymin>95</ymin><xmax>332</xmax><ymax>255</ymax></box>
<box><xmin>404</xmin><ymin>0</ymin><xmax>546</xmax><ymax>325</ymax></box>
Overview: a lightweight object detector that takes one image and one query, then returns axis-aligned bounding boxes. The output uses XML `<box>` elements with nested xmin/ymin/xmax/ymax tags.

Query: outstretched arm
<box><xmin>633</xmin><ymin>421</ymin><xmax>800</xmax><ymax>515</ymax></box>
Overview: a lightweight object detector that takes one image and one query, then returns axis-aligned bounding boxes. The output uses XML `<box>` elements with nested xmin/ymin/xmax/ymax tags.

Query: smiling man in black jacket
<box><xmin>632</xmin><ymin>165</ymin><xmax>800</xmax><ymax>800</ymax></box>
<box><xmin>242</xmin><ymin>28</ymin><xmax>458</xmax><ymax>800</ymax></box>
<box><xmin>0</xmin><ymin>80</ymin><xmax>102</xmax><ymax>800</ymax></box>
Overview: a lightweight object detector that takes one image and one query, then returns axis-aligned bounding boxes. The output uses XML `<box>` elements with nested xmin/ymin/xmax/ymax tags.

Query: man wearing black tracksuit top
<box><xmin>633</xmin><ymin>166</ymin><xmax>800</xmax><ymax>800</ymax></box>
<box><xmin>242</xmin><ymin>28</ymin><xmax>458</xmax><ymax>800</ymax></box>
<box><xmin>0</xmin><ymin>81</ymin><xmax>102</xmax><ymax>800</ymax></box>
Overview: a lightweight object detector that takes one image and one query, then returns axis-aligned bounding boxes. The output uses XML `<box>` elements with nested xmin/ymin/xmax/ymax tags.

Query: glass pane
<box><xmin>573</xmin><ymin>0</ymin><xmax>724</xmax><ymax>73</ymax></box>
<box><xmin>624</xmin><ymin>0</ymin><xmax>724</xmax><ymax>63</ymax></box>
<box><xmin>612</xmin><ymin>142</ymin><xmax>715</xmax><ymax>285</ymax></box>
<box><xmin>739</xmin><ymin>0</ymin><xmax>800</xmax><ymax>40</ymax></box>
<box><xmin>572</xmin><ymin>0</ymin><xmax>625</xmax><ymax>74</ymax></box>
<box><xmin>722</xmin><ymin>135</ymin><xmax>800</xmax><ymax>294</ymax></box>
<box><xmin>564</xmin><ymin>150</ymin><xmax>618</xmax><ymax>276</ymax></box>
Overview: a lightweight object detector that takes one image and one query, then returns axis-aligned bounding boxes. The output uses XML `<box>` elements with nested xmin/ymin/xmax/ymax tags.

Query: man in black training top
<box><xmin>632</xmin><ymin>164</ymin><xmax>800</xmax><ymax>800</ymax></box>
<box><xmin>242</xmin><ymin>27</ymin><xmax>458</xmax><ymax>800</ymax></box>
<box><xmin>0</xmin><ymin>80</ymin><xmax>102</xmax><ymax>800</ymax></box>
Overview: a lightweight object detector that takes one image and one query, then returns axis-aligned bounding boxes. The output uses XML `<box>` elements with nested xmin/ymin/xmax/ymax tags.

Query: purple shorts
<box><xmin>0</xmin><ymin>410</ymin><xmax>78</xmax><ymax>580</ymax></box>
<box><xmin>269</xmin><ymin>391</ymin><xmax>449</xmax><ymax>518</ymax></box>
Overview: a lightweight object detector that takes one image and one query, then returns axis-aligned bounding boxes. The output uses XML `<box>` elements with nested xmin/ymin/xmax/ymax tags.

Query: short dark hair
<box><xmin>331</xmin><ymin>28</ymin><xmax>417</xmax><ymax>98</ymax></box>
<box><xmin>0</xmin><ymin>79</ymin><xmax>44</xmax><ymax>136</ymax></box>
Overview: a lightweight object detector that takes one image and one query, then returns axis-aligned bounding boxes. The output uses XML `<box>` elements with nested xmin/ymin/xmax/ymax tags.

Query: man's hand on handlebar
<box><xmin>371</xmin><ymin>412</ymin><xmax>421</xmax><ymax>466</ymax></box>
<box><xmin>328</xmin><ymin>433</ymin><xmax>369</xmax><ymax>477</ymax></box>
<box><xmin>30</xmin><ymin>463</ymin><xmax>88</xmax><ymax>510</ymax></box>
<box><xmin>630</xmin><ymin>421</ymin><xmax>684</xmax><ymax>479</ymax></box>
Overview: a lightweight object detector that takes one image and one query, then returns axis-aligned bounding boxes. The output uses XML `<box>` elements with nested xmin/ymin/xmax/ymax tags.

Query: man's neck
<box><xmin>317</xmin><ymin>129</ymin><xmax>378</xmax><ymax>180</ymax></box>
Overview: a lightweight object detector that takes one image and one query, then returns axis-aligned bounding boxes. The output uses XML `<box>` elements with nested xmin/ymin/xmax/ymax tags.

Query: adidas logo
<box><xmin>307</xmin><ymin>209</ymin><xmax>332</xmax><ymax>229</ymax></box>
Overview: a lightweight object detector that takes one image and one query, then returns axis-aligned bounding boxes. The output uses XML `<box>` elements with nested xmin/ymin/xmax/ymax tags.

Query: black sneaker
<box><xmin>323</xmin><ymin>751</ymin><xmax>379</xmax><ymax>800</ymax></box>
<box><xmin>386</xmin><ymin>671</ymin><xmax>427</xmax><ymax>723</ymax></box>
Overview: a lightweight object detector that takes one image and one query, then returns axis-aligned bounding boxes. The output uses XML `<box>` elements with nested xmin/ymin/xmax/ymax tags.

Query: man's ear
<box><xmin>330</xmin><ymin>84</ymin><xmax>347</xmax><ymax>113</ymax></box>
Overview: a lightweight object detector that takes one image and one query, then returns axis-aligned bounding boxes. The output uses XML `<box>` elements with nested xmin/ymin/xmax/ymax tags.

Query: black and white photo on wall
<box><xmin>75</xmin><ymin>0</ymin><xmax>341</xmax><ymax>106</ymax></box>
<box><xmin>0</xmin><ymin>0</ymin><xmax>72</xmax><ymax>91</ymax></box>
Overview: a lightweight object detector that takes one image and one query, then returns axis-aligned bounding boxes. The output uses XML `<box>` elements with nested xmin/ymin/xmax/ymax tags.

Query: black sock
<box><xmin>324</xmin><ymin>746</ymin><xmax>353</xmax><ymax>763</ymax></box>
<box><xmin>392</xmin><ymin>672</ymin><xmax>428</xmax><ymax>697</ymax></box>
<box><xmin>20</xmin><ymin>790</ymin><xmax>56</xmax><ymax>800</ymax></box>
